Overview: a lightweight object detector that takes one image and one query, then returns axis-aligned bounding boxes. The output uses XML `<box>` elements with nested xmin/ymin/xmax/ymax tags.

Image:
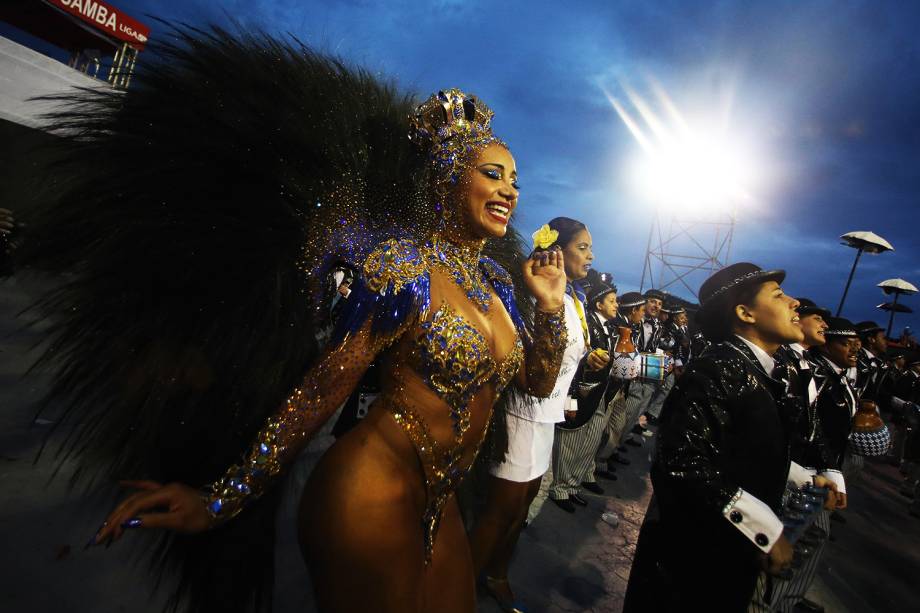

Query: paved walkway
<box><xmin>2</xmin><ymin>275</ymin><xmax>918</xmax><ymax>612</ymax></box>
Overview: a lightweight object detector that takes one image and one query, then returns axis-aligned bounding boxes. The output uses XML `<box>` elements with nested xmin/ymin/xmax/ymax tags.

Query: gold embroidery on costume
<box><xmin>363</xmin><ymin>238</ymin><xmax>428</xmax><ymax>295</ymax></box>
<box><xmin>390</xmin><ymin>304</ymin><xmax>524</xmax><ymax>560</ymax></box>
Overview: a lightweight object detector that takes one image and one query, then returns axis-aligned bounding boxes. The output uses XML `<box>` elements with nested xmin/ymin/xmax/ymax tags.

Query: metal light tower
<box><xmin>640</xmin><ymin>208</ymin><xmax>737</xmax><ymax>300</ymax></box>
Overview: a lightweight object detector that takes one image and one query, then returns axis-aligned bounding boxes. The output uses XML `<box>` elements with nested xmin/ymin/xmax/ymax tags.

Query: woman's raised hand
<box><xmin>522</xmin><ymin>247</ymin><xmax>566</xmax><ymax>312</ymax></box>
<box><xmin>91</xmin><ymin>480</ymin><xmax>212</xmax><ymax>546</ymax></box>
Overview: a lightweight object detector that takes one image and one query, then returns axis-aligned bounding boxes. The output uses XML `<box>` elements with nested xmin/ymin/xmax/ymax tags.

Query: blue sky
<box><xmin>18</xmin><ymin>1</ymin><xmax>920</xmax><ymax>333</ymax></box>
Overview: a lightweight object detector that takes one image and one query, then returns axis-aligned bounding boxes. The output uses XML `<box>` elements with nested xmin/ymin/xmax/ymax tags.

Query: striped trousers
<box><xmin>549</xmin><ymin>397</ymin><xmax>610</xmax><ymax>499</ymax></box>
<box><xmin>748</xmin><ymin>510</ymin><xmax>831</xmax><ymax>612</ymax></box>
<box><xmin>645</xmin><ymin>372</ymin><xmax>675</xmax><ymax>419</ymax></box>
<box><xmin>595</xmin><ymin>381</ymin><xmax>654</xmax><ymax>465</ymax></box>
<box><xmin>842</xmin><ymin>451</ymin><xmax>865</xmax><ymax>486</ymax></box>
<box><xmin>618</xmin><ymin>378</ymin><xmax>657</xmax><ymax>445</ymax></box>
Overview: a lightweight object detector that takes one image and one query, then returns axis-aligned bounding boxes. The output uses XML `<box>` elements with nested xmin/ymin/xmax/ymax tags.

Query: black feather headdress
<box><xmin>18</xmin><ymin>22</ymin><xmax>528</xmax><ymax>612</ymax></box>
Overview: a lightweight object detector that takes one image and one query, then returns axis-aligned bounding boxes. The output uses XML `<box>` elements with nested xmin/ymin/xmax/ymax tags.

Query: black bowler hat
<box><xmin>796</xmin><ymin>298</ymin><xmax>831</xmax><ymax>320</ymax></box>
<box><xmin>856</xmin><ymin>321</ymin><xmax>885</xmax><ymax>336</ymax></box>
<box><xmin>619</xmin><ymin>292</ymin><xmax>646</xmax><ymax>308</ymax></box>
<box><xmin>699</xmin><ymin>263</ymin><xmax>786</xmax><ymax>307</ymax></box>
<box><xmin>666</xmin><ymin>303</ymin><xmax>686</xmax><ymax>315</ymax></box>
<box><xmin>644</xmin><ymin>288</ymin><xmax>666</xmax><ymax>301</ymax></box>
<box><xmin>588</xmin><ymin>283</ymin><xmax>617</xmax><ymax>307</ymax></box>
<box><xmin>824</xmin><ymin>317</ymin><xmax>859</xmax><ymax>338</ymax></box>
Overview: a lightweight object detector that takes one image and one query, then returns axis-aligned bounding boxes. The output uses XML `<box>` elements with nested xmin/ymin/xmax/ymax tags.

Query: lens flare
<box><xmin>607</xmin><ymin>82</ymin><xmax>760</xmax><ymax>215</ymax></box>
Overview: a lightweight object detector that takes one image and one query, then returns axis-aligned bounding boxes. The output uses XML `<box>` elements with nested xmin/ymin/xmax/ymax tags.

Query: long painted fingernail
<box><xmin>85</xmin><ymin>521</ymin><xmax>107</xmax><ymax>548</ymax></box>
<box><xmin>121</xmin><ymin>517</ymin><xmax>142</xmax><ymax>529</ymax></box>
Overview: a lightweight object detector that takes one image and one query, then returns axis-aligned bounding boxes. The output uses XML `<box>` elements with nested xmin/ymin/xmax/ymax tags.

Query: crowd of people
<box><xmin>6</xmin><ymin>27</ymin><xmax>918</xmax><ymax>613</ymax></box>
<box><xmin>308</xmin><ymin>219</ymin><xmax>919</xmax><ymax>613</ymax></box>
<box><xmin>315</xmin><ymin>236</ymin><xmax>920</xmax><ymax>613</ymax></box>
<box><xmin>544</xmin><ymin>265</ymin><xmax>920</xmax><ymax>612</ymax></box>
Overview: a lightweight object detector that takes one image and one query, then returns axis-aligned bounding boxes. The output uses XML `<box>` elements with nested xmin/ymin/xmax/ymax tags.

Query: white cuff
<box><xmin>819</xmin><ymin>469</ymin><xmax>846</xmax><ymax>494</ymax></box>
<box><xmin>675</xmin><ymin>359</ymin><xmax>684</xmax><ymax>367</ymax></box>
<box><xmin>788</xmin><ymin>461</ymin><xmax>816</xmax><ymax>488</ymax></box>
<box><xmin>722</xmin><ymin>488</ymin><xmax>785</xmax><ymax>553</ymax></box>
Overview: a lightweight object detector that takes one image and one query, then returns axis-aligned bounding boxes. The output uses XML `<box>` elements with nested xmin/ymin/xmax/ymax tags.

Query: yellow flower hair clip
<box><xmin>531</xmin><ymin>224</ymin><xmax>559</xmax><ymax>250</ymax></box>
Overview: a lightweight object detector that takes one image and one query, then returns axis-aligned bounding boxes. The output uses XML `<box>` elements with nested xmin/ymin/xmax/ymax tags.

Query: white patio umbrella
<box><xmin>878</xmin><ymin>278</ymin><xmax>918</xmax><ymax>336</ymax></box>
<box><xmin>877</xmin><ymin>302</ymin><xmax>913</xmax><ymax>314</ymax></box>
<box><xmin>836</xmin><ymin>231</ymin><xmax>894</xmax><ymax>316</ymax></box>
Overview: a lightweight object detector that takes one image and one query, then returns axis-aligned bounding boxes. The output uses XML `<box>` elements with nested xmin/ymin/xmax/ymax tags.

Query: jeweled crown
<box><xmin>409</xmin><ymin>89</ymin><xmax>503</xmax><ymax>182</ymax></box>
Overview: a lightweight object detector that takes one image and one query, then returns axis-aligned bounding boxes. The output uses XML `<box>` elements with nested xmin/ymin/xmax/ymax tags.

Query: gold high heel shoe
<box><xmin>483</xmin><ymin>576</ymin><xmax>527</xmax><ymax>613</ymax></box>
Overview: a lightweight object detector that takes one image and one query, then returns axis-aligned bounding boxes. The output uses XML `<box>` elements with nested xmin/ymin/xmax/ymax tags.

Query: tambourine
<box><xmin>610</xmin><ymin>352</ymin><xmax>673</xmax><ymax>382</ymax></box>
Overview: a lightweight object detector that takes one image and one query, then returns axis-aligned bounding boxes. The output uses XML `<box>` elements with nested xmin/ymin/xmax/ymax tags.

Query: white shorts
<box><xmin>489</xmin><ymin>412</ymin><xmax>556</xmax><ymax>483</ymax></box>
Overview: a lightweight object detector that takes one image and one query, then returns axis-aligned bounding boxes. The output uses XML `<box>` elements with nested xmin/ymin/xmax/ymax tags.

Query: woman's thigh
<box><xmin>298</xmin><ymin>443</ymin><xmax>428</xmax><ymax>612</ymax></box>
<box><xmin>424</xmin><ymin>495</ymin><xmax>476</xmax><ymax>613</ymax></box>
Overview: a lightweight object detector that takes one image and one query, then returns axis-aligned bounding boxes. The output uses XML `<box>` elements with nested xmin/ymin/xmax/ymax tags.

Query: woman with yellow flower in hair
<box><xmin>471</xmin><ymin>217</ymin><xmax>602</xmax><ymax>612</ymax></box>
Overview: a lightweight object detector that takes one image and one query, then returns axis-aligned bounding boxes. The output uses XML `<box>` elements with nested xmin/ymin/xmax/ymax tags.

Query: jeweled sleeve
<box><xmin>204</xmin><ymin>239</ymin><xmax>429</xmax><ymax>524</ymax></box>
<box><xmin>520</xmin><ymin>305</ymin><xmax>568</xmax><ymax>398</ymax></box>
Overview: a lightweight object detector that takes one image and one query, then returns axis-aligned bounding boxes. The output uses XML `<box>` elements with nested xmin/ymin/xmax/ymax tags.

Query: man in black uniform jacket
<box><xmin>751</xmin><ymin>299</ymin><xmax>842</xmax><ymax>613</ymax></box>
<box><xmin>624</xmin><ymin>264</ymin><xmax>839</xmax><ymax>612</ymax></box>
<box><xmin>549</xmin><ymin>282</ymin><xmax>619</xmax><ymax>510</ymax></box>
<box><xmin>809</xmin><ymin>318</ymin><xmax>861</xmax><ymax>487</ymax></box>
<box><xmin>892</xmin><ymin>353</ymin><xmax>920</xmax><ymax>504</ymax></box>
<box><xmin>855</xmin><ymin>320</ymin><xmax>892</xmax><ymax>406</ymax></box>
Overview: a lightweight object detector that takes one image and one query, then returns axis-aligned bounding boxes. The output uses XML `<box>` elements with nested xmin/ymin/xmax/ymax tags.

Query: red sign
<box><xmin>42</xmin><ymin>0</ymin><xmax>150</xmax><ymax>50</ymax></box>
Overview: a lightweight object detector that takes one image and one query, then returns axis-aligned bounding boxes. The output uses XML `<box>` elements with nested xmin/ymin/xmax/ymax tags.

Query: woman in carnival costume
<box><xmin>23</xmin><ymin>26</ymin><xmax>569</xmax><ymax>613</ymax></box>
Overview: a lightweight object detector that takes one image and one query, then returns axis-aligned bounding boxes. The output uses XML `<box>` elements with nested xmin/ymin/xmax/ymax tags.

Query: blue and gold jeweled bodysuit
<box><xmin>205</xmin><ymin>235</ymin><xmax>567</xmax><ymax>561</ymax></box>
<box><xmin>350</xmin><ymin>236</ymin><xmax>530</xmax><ymax>559</ymax></box>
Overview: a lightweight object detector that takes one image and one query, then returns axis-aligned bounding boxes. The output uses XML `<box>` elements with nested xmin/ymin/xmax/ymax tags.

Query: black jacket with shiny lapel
<box><xmin>625</xmin><ymin>338</ymin><xmax>792</xmax><ymax>611</ymax></box>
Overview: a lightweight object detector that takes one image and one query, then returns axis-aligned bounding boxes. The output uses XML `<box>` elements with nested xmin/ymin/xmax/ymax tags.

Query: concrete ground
<box><xmin>3</xmin><ymin>274</ymin><xmax>918</xmax><ymax>612</ymax></box>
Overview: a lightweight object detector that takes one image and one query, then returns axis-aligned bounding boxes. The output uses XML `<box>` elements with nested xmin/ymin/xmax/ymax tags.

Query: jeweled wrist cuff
<box><xmin>203</xmin><ymin>416</ymin><xmax>287</xmax><ymax>525</ymax></box>
<box><xmin>532</xmin><ymin>304</ymin><xmax>566</xmax><ymax>328</ymax></box>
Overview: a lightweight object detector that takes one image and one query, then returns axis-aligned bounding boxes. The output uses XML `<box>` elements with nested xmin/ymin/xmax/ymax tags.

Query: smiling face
<box><xmin>799</xmin><ymin>313</ymin><xmax>828</xmax><ymax>348</ymax></box>
<box><xmin>461</xmin><ymin>143</ymin><xmax>519</xmax><ymax>239</ymax></box>
<box><xmin>645</xmin><ymin>298</ymin><xmax>662</xmax><ymax>318</ymax></box>
<box><xmin>824</xmin><ymin>337</ymin><xmax>860</xmax><ymax>369</ymax></box>
<box><xmin>595</xmin><ymin>292</ymin><xmax>619</xmax><ymax>320</ymax></box>
<box><xmin>735</xmin><ymin>280</ymin><xmax>804</xmax><ymax>348</ymax></box>
<box><xmin>562</xmin><ymin>228</ymin><xmax>593</xmax><ymax>281</ymax></box>
<box><xmin>675</xmin><ymin>312</ymin><xmax>688</xmax><ymax>327</ymax></box>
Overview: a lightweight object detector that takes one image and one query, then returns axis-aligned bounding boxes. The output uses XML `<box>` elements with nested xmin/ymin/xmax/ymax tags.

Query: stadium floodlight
<box><xmin>608</xmin><ymin>81</ymin><xmax>759</xmax><ymax>298</ymax></box>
